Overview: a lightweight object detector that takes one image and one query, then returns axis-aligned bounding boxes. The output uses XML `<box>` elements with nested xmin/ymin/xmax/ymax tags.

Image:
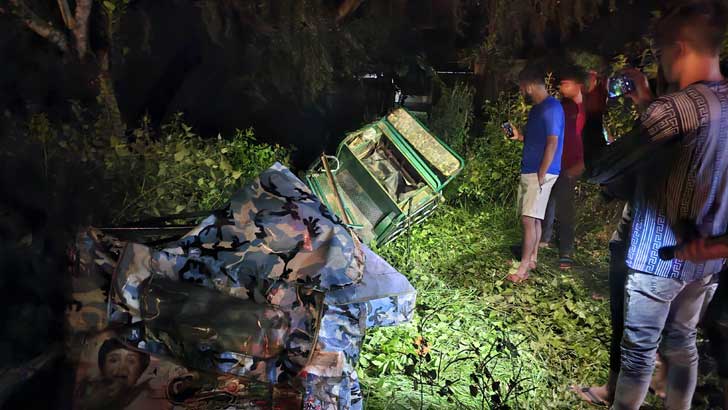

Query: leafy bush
<box><xmin>445</xmin><ymin>91</ymin><xmax>527</xmax><ymax>205</ymax></box>
<box><xmin>430</xmin><ymin>81</ymin><xmax>475</xmax><ymax>155</ymax></box>
<box><xmin>105</xmin><ymin>113</ymin><xmax>289</xmax><ymax>222</ymax></box>
<box><xmin>8</xmin><ymin>111</ymin><xmax>289</xmax><ymax>226</ymax></box>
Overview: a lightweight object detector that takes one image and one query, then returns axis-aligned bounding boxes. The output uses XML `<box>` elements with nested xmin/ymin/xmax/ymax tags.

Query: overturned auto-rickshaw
<box><xmin>306</xmin><ymin>107</ymin><xmax>464</xmax><ymax>246</ymax></box>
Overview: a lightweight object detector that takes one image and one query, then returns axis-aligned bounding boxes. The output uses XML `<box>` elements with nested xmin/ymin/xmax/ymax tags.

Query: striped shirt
<box><xmin>587</xmin><ymin>81</ymin><xmax>728</xmax><ymax>281</ymax></box>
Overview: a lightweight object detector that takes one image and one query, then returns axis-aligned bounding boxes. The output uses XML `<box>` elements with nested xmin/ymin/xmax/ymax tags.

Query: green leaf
<box><xmin>220</xmin><ymin>159</ymin><xmax>233</xmax><ymax>173</ymax></box>
<box><xmin>103</xmin><ymin>1</ymin><xmax>116</xmax><ymax>11</ymax></box>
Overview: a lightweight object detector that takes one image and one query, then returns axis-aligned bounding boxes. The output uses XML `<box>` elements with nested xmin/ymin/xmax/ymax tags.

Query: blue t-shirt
<box><xmin>521</xmin><ymin>96</ymin><xmax>565</xmax><ymax>175</ymax></box>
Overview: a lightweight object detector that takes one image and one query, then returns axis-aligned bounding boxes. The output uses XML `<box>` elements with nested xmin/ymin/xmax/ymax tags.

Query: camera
<box><xmin>607</xmin><ymin>75</ymin><xmax>636</xmax><ymax>98</ymax></box>
<box><xmin>502</xmin><ymin>121</ymin><xmax>514</xmax><ymax>138</ymax></box>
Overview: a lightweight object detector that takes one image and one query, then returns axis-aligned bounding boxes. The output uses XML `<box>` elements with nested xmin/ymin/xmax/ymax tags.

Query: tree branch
<box><xmin>72</xmin><ymin>0</ymin><xmax>92</xmax><ymax>60</ymax></box>
<box><xmin>56</xmin><ymin>0</ymin><xmax>75</xmax><ymax>30</ymax></box>
<box><xmin>8</xmin><ymin>0</ymin><xmax>70</xmax><ymax>53</ymax></box>
<box><xmin>336</xmin><ymin>0</ymin><xmax>365</xmax><ymax>24</ymax></box>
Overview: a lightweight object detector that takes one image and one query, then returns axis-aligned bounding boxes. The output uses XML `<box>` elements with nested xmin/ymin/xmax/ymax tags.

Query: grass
<box><xmin>359</xmin><ymin>184</ymin><xmax>624</xmax><ymax>409</ymax></box>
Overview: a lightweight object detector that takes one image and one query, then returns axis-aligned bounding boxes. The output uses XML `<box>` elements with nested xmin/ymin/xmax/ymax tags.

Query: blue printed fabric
<box><xmin>69</xmin><ymin>163</ymin><xmax>415</xmax><ymax>410</ymax></box>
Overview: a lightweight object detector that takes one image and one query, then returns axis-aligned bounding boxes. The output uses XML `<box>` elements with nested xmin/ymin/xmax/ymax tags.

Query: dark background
<box><xmin>0</xmin><ymin>0</ymin><xmax>663</xmax><ymax>167</ymax></box>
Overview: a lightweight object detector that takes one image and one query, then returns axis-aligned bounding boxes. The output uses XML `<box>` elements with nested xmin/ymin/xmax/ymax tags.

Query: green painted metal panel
<box><xmin>305</xmin><ymin>107</ymin><xmax>464</xmax><ymax>246</ymax></box>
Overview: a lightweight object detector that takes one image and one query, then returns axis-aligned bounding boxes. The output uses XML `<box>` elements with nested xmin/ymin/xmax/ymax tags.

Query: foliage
<box><xmin>442</xmin><ymin>90</ymin><xmax>526</xmax><ymax>205</ymax></box>
<box><xmin>9</xmin><ymin>110</ymin><xmax>289</xmax><ymax>225</ymax></box>
<box><xmin>430</xmin><ymin>81</ymin><xmax>475</xmax><ymax>155</ymax></box>
<box><xmin>568</xmin><ymin>50</ymin><xmax>606</xmax><ymax>73</ymax></box>
<box><xmin>604</xmin><ymin>55</ymin><xmax>640</xmax><ymax>140</ymax></box>
<box><xmin>105</xmin><ymin>114</ymin><xmax>289</xmax><ymax>222</ymax></box>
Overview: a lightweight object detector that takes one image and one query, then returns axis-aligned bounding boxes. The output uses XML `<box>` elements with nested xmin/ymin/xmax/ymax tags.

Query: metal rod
<box><xmin>321</xmin><ymin>154</ymin><xmax>351</xmax><ymax>226</ymax></box>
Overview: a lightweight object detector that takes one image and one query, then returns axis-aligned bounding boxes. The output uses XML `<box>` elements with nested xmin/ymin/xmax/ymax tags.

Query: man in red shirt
<box><xmin>541</xmin><ymin>68</ymin><xmax>586</xmax><ymax>268</ymax></box>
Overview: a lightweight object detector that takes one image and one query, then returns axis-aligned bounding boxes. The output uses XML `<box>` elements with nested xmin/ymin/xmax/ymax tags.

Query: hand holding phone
<box><xmin>502</xmin><ymin>121</ymin><xmax>514</xmax><ymax>138</ymax></box>
<box><xmin>502</xmin><ymin>121</ymin><xmax>521</xmax><ymax>141</ymax></box>
<box><xmin>607</xmin><ymin>75</ymin><xmax>636</xmax><ymax>98</ymax></box>
<box><xmin>616</xmin><ymin>68</ymin><xmax>653</xmax><ymax>109</ymax></box>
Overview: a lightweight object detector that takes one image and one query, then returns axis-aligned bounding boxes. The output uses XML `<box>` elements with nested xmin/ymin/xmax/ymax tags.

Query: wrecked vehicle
<box><xmin>67</xmin><ymin>164</ymin><xmax>415</xmax><ymax>410</ymax></box>
<box><xmin>306</xmin><ymin>107</ymin><xmax>464</xmax><ymax>246</ymax></box>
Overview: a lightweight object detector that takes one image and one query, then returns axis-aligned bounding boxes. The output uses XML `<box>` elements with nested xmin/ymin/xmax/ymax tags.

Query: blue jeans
<box><xmin>612</xmin><ymin>271</ymin><xmax>718</xmax><ymax>410</ymax></box>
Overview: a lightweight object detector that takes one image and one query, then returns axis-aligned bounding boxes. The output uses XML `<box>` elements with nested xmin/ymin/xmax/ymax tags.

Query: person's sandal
<box><xmin>570</xmin><ymin>386</ymin><xmax>610</xmax><ymax>408</ymax></box>
<box><xmin>505</xmin><ymin>264</ymin><xmax>529</xmax><ymax>283</ymax></box>
<box><xmin>558</xmin><ymin>256</ymin><xmax>574</xmax><ymax>270</ymax></box>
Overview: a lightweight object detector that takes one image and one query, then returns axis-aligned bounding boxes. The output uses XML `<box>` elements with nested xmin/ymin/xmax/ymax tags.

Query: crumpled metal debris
<box><xmin>67</xmin><ymin>163</ymin><xmax>415</xmax><ymax>410</ymax></box>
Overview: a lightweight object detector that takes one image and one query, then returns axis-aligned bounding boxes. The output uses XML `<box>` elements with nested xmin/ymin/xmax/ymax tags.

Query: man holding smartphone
<box><xmin>582</xmin><ymin>2</ymin><xmax>728</xmax><ymax>409</ymax></box>
<box><xmin>505</xmin><ymin>66</ymin><xmax>564</xmax><ymax>283</ymax></box>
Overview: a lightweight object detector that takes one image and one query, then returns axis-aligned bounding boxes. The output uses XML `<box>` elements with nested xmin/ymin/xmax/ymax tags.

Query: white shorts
<box><xmin>517</xmin><ymin>173</ymin><xmax>558</xmax><ymax>219</ymax></box>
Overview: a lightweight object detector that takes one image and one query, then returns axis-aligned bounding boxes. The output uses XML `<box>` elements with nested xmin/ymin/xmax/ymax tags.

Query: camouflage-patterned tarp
<box><xmin>67</xmin><ymin>163</ymin><xmax>415</xmax><ymax>410</ymax></box>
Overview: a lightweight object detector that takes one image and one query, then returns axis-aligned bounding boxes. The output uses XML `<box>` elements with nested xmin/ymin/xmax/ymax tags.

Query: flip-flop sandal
<box><xmin>505</xmin><ymin>273</ymin><xmax>528</xmax><ymax>283</ymax></box>
<box><xmin>505</xmin><ymin>265</ymin><xmax>528</xmax><ymax>283</ymax></box>
<box><xmin>571</xmin><ymin>386</ymin><xmax>609</xmax><ymax>408</ymax></box>
<box><xmin>558</xmin><ymin>257</ymin><xmax>574</xmax><ymax>270</ymax></box>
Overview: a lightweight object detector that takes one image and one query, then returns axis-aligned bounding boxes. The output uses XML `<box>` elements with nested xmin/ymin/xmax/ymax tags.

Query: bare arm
<box><xmin>675</xmin><ymin>236</ymin><xmax>728</xmax><ymax>262</ymax></box>
<box><xmin>538</xmin><ymin>136</ymin><xmax>558</xmax><ymax>184</ymax></box>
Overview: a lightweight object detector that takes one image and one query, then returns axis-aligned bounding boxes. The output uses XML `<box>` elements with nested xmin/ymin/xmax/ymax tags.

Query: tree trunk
<box><xmin>97</xmin><ymin>51</ymin><xmax>125</xmax><ymax>139</ymax></box>
<box><xmin>9</xmin><ymin>0</ymin><xmax>125</xmax><ymax>138</ymax></box>
<box><xmin>72</xmin><ymin>0</ymin><xmax>93</xmax><ymax>60</ymax></box>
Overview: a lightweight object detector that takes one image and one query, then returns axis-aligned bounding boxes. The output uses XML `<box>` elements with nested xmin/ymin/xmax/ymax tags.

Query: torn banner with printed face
<box><xmin>68</xmin><ymin>163</ymin><xmax>415</xmax><ymax>410</ymax></box>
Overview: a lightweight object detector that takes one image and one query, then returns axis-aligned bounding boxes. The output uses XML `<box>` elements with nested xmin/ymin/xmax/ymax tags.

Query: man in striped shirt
<box><xmin>584</xmin><ymin>2</ymin><xmax>728</xmax><ymax>409</ymax></box>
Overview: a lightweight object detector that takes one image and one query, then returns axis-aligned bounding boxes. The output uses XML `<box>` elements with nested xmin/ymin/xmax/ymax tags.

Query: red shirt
<box><xmin>560</xmin><ymin>98</ymin><xmax>586</xmax><ymax>170</ymax></box>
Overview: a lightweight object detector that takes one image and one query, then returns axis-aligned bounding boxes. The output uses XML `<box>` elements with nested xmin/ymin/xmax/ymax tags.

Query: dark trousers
<box><xmin>541</xmin><ymin>174</ymin><xmax>577</xmax><ymax>257</ymax></box>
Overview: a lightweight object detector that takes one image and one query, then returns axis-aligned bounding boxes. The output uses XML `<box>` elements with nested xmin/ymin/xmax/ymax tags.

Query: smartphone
<box><xmin>607</xmin><ymin>75</ymin><xmax>636</xmax><ymax>98</ymax></box>
<box><xmin>502</xmin><ymin>121</ymin><xmax>514</xmax><ymax>138</ymax></box>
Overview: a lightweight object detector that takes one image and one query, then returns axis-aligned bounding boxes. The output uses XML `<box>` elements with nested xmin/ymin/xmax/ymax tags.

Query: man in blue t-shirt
<box><xmin>505</xmin><ymin>66</ymin><xmax>565</xmax><ymax>283</ymax></box>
